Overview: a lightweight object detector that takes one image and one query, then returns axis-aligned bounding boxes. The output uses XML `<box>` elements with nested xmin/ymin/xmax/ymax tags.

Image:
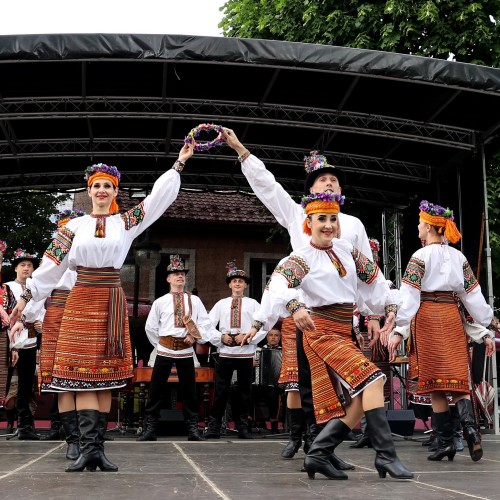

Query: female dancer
<box><xmin>11</xmin><ymin>143</ymin><xmax>193</xmax><ymax>471</ymax></box>
<box><xmin>262</xmin><ymin>193</ymin><xmax>413</xmax><ymax>480</ymax></box>
<box><xmin>384</xmin><ymin>200</ymin><xmax>493</xmax><ymax>462</ymax></box>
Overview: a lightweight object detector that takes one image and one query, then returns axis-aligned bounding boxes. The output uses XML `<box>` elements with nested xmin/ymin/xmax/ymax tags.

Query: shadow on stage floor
<box><xmin>1</xmin><ymin>430</ymin><xmax>500</xmax><ymax>500</ymax></box>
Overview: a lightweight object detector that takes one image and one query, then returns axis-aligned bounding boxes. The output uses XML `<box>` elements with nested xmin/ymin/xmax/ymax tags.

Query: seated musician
<box><xmin>205</xmin><ymin>261</ymin><xmax>266</xmax><ymax>439</ymax></box>
<box><xmin>254</xmin><ymin>325</ymin><xmax>284</xmax><ymax>433</ymax></box>
<box><xmin>137</xmin><ymin>255</ymin><xmax>218</xmax><ymax>442</ymax></box>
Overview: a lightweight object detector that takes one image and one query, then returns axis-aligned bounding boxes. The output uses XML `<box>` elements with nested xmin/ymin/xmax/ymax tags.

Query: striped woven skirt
<box><xmin>278</xmin><ymin>316</ymin><xmax>299</xmax><ymax>390</ymax></box>
<box><xmin>51</xmin><ymin>267</ymin><xmax>133</xmax><ymax>391</ymax></box>
<box><xmin>0</xmin><ymin>327</ymin><xmax>9</xmax><ymax>405</ymax></box>
<box><xmin>39</xmin><ymin>289</ymin><xmax>70</xmax><ymax>392</ymax></box>
<box><xmin>304</xmin><ymin>304</ymin><xmax>384</xmax><ymax>425</ymax></box>
<box><xmin>407</xmin><ymin>291</ymin><xmax>469</xmax><ymax>395</ymax></box>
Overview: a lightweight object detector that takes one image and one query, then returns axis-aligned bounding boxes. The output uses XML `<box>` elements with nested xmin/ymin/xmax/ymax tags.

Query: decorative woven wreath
<box><xmin>184</xmin><ymin>123</ymin><xmax>224</xmax><ymax>151</ymax></box>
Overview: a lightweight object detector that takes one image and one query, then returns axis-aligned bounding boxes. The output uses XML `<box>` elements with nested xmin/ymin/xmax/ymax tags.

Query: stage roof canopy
<box><xmin>1</xmin><ymin>34</ymin><xmax>500</xmax><ymax>209</ymax></box>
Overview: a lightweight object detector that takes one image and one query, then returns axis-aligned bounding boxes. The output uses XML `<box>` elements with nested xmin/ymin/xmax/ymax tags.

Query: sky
<box><xmin>0</xmin><ymin>0</ymin><xmax>225</xmax><ymax>36</ymax></box>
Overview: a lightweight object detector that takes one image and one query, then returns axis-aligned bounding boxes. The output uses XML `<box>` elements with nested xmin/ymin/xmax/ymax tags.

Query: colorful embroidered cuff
<box><xmin>20</xmin><ymin>289</ymin><xmax>32</xmax><ymax>303</ymax></box>
<box><xmin>237</xmin><ymin>150</ymin><xmax>251</xmax><ymax>163</ymax></box>
<box><xmin>368</xmin><ymin>315</ymin><xmax>382</xmax><ymax>322</ymax></box>
<box><xmin>172</xmin><ymin>159</ymin><xmax>185</xmax><ymax>172</ymax></box>
<box><xmin>286</xmin><ymin>299</ymin><xmax>306</xmax><ymax>315</ymax></box>
<box><xmin>385</xmin><ymin>304</ymin><xmax>398</xmax><ymax>316</ymax></box>
<box><xmin>251</xmin><ymin>320</ymin><xmax>263</xmax><ymax>331</ymax></box>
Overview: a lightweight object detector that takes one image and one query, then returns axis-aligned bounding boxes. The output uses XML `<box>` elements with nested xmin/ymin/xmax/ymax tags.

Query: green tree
<box><xmin>0</xmin><ymin>191</ymin><xmax>69</xmax><ymax>280</ymax></box>
<box><xmin>220</xmin><ymin>0</ymin><xmax>500</xmax><ymax>66</ymax></box>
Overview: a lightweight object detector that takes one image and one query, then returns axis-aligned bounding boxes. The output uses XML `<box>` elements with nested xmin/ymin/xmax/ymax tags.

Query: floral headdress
<box><xmin>303</xmin><ymin>151</ymin><xmax>344</xmax><ymax>194</ymax></box>
<box><xmin>54</xmin><ymin>209</ymin><xmax>86</xmax><ymax>227</ymax></box>
<box><xmin>84</xmin><ymin>163</ymin><xmax>121</xmax><ymax>183</ymax></box>
<box><xmin>225</xmin><ymin>259</ymin><xmax>250</xmax><ymax>284</ymax></box>
<box><xmin>12</xmin><ymin>248</ymin><xmax>37</xmax><ymax>267</ymax></box>
<box><xmin>166</xmin><ymin>254</ymin><xmax>189</xmax><ymax>274</ymax></box>
<box><xmin>301</xmin><ymin>193</ymin><xmax>345</xmax><ymax>235</ymax></box>
<box><xmin>419</xmin><ymin>200</ymin><xmax>461</xmax><ymax>244</ymax></box>
<box><xmin>0</xmin><ymin>240</ymin><xmax>6</xmax><ymax>255</ymax></box>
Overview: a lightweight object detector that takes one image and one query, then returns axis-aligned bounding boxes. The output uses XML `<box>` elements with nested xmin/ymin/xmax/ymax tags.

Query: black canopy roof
<box><xmin>0</xmin><ymin>33</ymin><xmax>499</xmax><ymax>214</ymax></box>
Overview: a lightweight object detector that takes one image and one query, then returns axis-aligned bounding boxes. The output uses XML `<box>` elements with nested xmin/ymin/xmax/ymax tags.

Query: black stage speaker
<box><xmin>386</xmin><ymin>409</ymin><xmax>416</xmax><ymax>436</ymax></box>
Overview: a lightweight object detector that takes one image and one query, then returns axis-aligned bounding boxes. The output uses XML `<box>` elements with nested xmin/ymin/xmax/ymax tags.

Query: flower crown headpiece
<box><xmin>54</xmin><ymin>209</ymin><xmax>86</xmax><ymax>225</ymax></box>
<box><xmin>14</xmin><ymin>248</ymin><xmax>35</xmax><ymax>259</ymax></box>
<box><xmin>419</xmin><ymin>200</ymin><xmax>454</xmax><ymax>221</ymax></box>
<box><xmin>300</xmin><ymin>192</ymin><xmax>345</xmax><ymax>209</ymax></box>
<box><xmin>303</xmin><ymin>151</ymin><xmax>331</xmax><ymax>174</ymax></box>
<box><xmin>84</xmin><ymin>163</ymin><xmax>121</xmax><ymax>182</ymax></box>
<box><xmin>0</xmin><ymin>240</ymin><xmax>6</xmax><ymax>255</ymax></box>
<box><xmin>369</xmin><ymin>238</ymin><xmax>380</xmax><ymax>252</ymax></box>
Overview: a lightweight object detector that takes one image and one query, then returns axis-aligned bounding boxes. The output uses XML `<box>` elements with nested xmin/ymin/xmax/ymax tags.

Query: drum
<box><xmin>258</xmin><ymin>349</ymin><xmax>282</xmax><ymax>387</ymax></box>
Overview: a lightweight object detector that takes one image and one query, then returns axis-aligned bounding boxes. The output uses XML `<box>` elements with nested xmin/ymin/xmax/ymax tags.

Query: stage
<box><xmin>1</xmin><ymin>432</ymin><xmax>499</xmax><ymax>499</ymax></box>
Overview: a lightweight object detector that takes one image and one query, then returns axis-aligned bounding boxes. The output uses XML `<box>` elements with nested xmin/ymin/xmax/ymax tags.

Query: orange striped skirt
<box><xmin>51</xmin><ymin>267</ymin><xmax>133</xmax><ymax>391</ymax></box>
<box><xmin>407</xmin><ymin>292</ymin><xmax>469</xmax><ymax>395</ymax></box>
<box><xmin>304</xmin><ymin>304</ymin><xmax>383</xmax><ymax>424</ymax></box>
<box><xmin>39</xmin><ymin>289</ymin><xmax>70</xmax><ymax>392</ymax></box>
<box><xmin>278</xmin><ymin>317</ymin><xmax>299</xmax><ymax>387</ymax></box>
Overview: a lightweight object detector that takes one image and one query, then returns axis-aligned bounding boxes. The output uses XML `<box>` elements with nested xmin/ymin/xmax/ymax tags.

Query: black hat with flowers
<box><xmin>166</xmin><ymin>254</ymin><xmax>189</xmax><ymax>275</ymax></box>
<box><xmin>303</xmin><ymin>151</ymin><xmax>345</xmax><ymax>194</ymax></box>
<box><xmin>225</xmin><ymin>260</ymin><xmax>250</xmax><ymax>284</ymax></box>
<box><xmin>12</xmin><ymin>248</ymin><xmax>38</xmax><ymax>268</ymax></box>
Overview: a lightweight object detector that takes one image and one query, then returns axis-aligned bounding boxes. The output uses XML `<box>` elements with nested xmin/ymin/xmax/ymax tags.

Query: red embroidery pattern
<box><xmin>273</xmin><ymin>255</ymin><xmax>310</xmax><ymax>288</ymax></box>
<box><xmin>121</xmin><ymin>201</ymin><xmax>145</xmax><ymax>230</ymax></box>
<box><xmin>230</xmin><ymin>297</ymin><xmax>242</xmax><ymax>329</ymax></box>
<box><xmin>351</xmin><ymin>248</ymin><xmax>378</xmax><ymax>284</ymax></box>
<box><xmin>171</xmin><ymin>292</ymin><xmax>185</xmax><ymax>328</ymax></box>
<box><xmin>402</xmin><ymin>256</ymin><xmax>425</xmax><ymax>290</ymax></box>
<box><xmin>44</xmin><ymin>227</ymin><xmax>75</xmax><ymax>265</ymax></box>
<box><xmin>463</xmin><ymin>260</ymin><xmax>478</xmax><ymax>294</ymax></box>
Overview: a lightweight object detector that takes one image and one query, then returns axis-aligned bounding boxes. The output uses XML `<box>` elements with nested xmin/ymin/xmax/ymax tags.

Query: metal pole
<box><xmin>480</xmin><ymin>143</ymin><xmax>498</xmax><ymax>435</ymax></box>
<box><xmin>133</xmin><ymin>263</ymin><xmax>140</xmax><ymax>319</ymax></box>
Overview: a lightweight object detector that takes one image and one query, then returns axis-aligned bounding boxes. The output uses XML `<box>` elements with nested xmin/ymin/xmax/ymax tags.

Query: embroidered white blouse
<box><xmin>145</xmin><ymin>292</ymin><xmax>217</xmax><ymax>359</ymax></box>
<box><xmin>24</xmin><ymin>168</ymin><xmax>181</xmax><ymax>305</ymax></box>
<box><xmin>396</xmin><ymin>244</ymin><xmax>493</xmax><ymax>328</ymax></box>
<box><xmin>208</xmin><ymin>296</ymin><xmax>266</xmax><ymax>358</ymax></box>
<box><xmin>266</xmin><ymin>240</ymin><xmax>400</xmax><ymax>326</ymax></box>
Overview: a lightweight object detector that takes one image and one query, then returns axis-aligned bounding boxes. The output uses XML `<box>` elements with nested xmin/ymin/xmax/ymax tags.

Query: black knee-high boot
<box><xmin>66</xmin><ymin>410</ymin><xmax>101</xmax><ymax>472</ymax></box>
<box><xmin>303</xmin><ymin>419</ymin><xmax>349</xmax><ymax>480</ymax></box>
<box><xmin>281</xmin><ymin>408</ymin><xmax>305</xmax><ymax>458</ymax></box>
<box><xmin>427</xmin><ymin>411</ymin><xmax>456</xmax><ymax>461</ymax></box>
<box><xmin>94</xmin><ymin>412</ymin><xmax>118</xmax><ymax>471</ymax></box>
<box><xmin>365</xmin><ymin>407</ymin><xmax>413</xmax><ymax>479</ymax></box>
<box><xmin>59</xmin><ymin>410</ymin><xmax>80</xmax><ymax>460</ymax></box>
<box><xmin>455</xmin><ymin>399</ymin><xmax>482</xmax><ymax>461</ymax></box>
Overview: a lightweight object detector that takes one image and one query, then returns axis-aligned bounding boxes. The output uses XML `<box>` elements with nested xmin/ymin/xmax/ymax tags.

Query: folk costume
<box><xmin>266</xmin><ymin>193</ymin><xmax>413</xmax><ymax>481</ymax></box>
<box><xmin>205</xmin><ymin>261</ymin><xmax>265</xmax><ymax>439</ymax></box>
<box><xmin>396</xmin><ymin>200</ymin><xmax>492</xmax><ymax>462</ymax></box>
<box><xmin>20</xmin><ymin>159</ymin><xmax>184</xmax><ymax>471</ymax></box>
<box><xmin>240</xmin><ymin>150</ymin><xmax>374</xmax><ymax>444</ymax></box>
<box><xmin>138</xmin><ymin>255</ymin><xmax>215</xmax><ymax>442</ymax></box>
<box><xmin>0</xmin><ymin>241</ymin><xmax>16</xmax><ymax>415</ymax></box>
<box><xmin>6</xmin><ymin>250</ymin><xmax>43</xmax><ymax>440</ymax></box>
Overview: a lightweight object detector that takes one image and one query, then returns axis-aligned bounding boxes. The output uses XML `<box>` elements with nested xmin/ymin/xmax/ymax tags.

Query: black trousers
<box><xmin>16</xmin><ymin>347</ymin><xmax>37</xmax><ymax>420</ymax></box>
<box><xmin>145</xmin><ymin>355</ymin><xmax>199</xmax><ymax>420</ymax></box>
<box><xmin>295</xmin><ymin>328</ymin><xmax>317</xmax><ymax>427</ymax></box>
<box><xmin>210</xmin><ymin>357</ymin><xmax>253</xmax><ymax>421</ymax></box>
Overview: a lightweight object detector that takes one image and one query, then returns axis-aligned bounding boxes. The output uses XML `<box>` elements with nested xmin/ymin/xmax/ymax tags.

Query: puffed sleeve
<box><xmin>119</xmin><ymin>168</ymin><xmax>181</xmax><ymax>239</ymax></box>
<box><xmin>396</xmin><ymin>255</ymin><xmax>426</xmax><ymax>327</ymax></box>
<box><xmin>208</xmin><ymin>300</ymin><xmax>223</xmax><ymax>347</ymax></box>
<box><xmin>457</xmin><ymin>260</ymin><xmax>493</xmax><ymax>327</ymax></box>
<box><xmin>145</xmin><ymin>300</ymin><xmax>161</xmax><ymax>347</ymax></box>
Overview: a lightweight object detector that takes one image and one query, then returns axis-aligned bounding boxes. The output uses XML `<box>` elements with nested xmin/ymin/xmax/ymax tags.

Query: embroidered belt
<box><xmin>310</xmin><ymin>303</ymin><xmax>353</xmax><ymax>324</ymax></box>
<box><xmin>420</xmin><ymin>291</ymin><xmax>457</xmax><ymax>303</ymax></box>
<box><xmin>159</xmin><ymin>336</ymin><xmax>189</xmax><ymax>351</ymax></box>
<box><xmin>76</xmin><ymin>266</ymin><xmax>125</xmax><ymax>358</ymax></box>
<box><xmin>49</xmin><ymin>289</ymin><xmax>70</xmax><ymax>308</ymax></box>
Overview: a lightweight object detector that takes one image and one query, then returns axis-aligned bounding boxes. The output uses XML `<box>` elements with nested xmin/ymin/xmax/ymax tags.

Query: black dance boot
<box><xmin>303</xmin><ymin>419</ymin><xmax>349</xmax><ymax>480</ymax></box>
<box><xmin>365</xmin><ymin>407</ymin><xmax>413</xmax><ymax>479</ymax></box>
<box><xmin>186</xmin><ymin>417</ymin><xmax>206</xmax><ymax>441</ymax></box>
<box><xmin>204</xmin><ymin>416</ymin><xmax>222</xmax><ymax>439</ymax></box>
<box><xmin>95</xmin><ymin>412</ymin><xmax>118</xmax><ymax>471</ymax></box>
<box><xmin>42</xmin><ymin>416</ymin><xmax>63</xmax><ymax>440</ymax></box>
<box><xmin>455</xmin><ymin>399</ymin><xmax>482</xmax><ymax>461</ymax></box>
<box><xmin>449</xmin><ymin>405</ymin><xmax>464</xmax><ymax>451</ymax></box>
<box><xmin>60</xmin><ymin>410</ymin><xmax>80</xmax><ymax>460</ymax></box>
<box><xmin>237</xmin><ymin>417</ymin><xmax>253</xmax><ymax>439</ymax></box>
<box><xmin>66</xmin><ymin>409</ymin><xmax>101</xmax><ymax>472</ymax></box>
<box><xmin>136</xmin><ymin>414</ymin><xmax>158</xmax><ymax>441</ymax></box>
<box><xmin>303</xmin><ymin>422</ymin><xmax>320</xmax><ymax>455</ymax></box>
<box><xmin>281</xmin><ymin>409</ymin><xmax>304</xmax><ymax>458</ymax></box>
<box><xmin>427</xmin><ymin>411</ymin><xmax>456</xmax><ymax>461</ymax></box>
<box><xmin>17</xmin><ymin>414</ymin><xmax>40</xmax><ymax>440</ymax></box>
